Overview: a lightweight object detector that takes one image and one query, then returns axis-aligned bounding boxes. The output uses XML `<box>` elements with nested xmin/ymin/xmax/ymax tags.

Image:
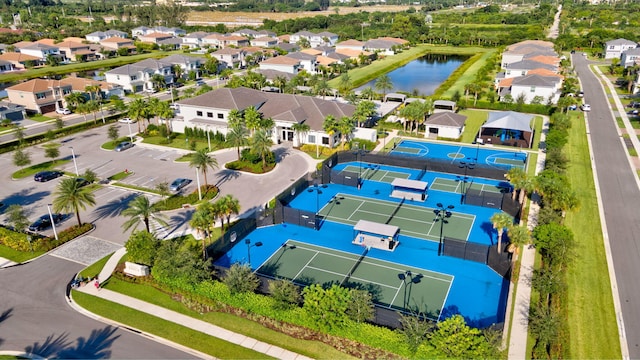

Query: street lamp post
<box><xmin>47</xmin><ymin>203</ymin><xmax>58</xmax><ymax>241</ymax></box>
<box><xmin>195</xmin><ymin>166</ymin><xmax>202</xmax><ymax>201</ymax></box>
<box><xmin>127</xmin><ymin>121</ymin><xmax>134</xmax><ymax>142</ymax></box>
<box><xmin>69</xmin><ymin>146</ymin><xmax>79</xmax><ymax>176</ymax></box>
<box><xmin>434</xmin><ymin>203</ymin><xmax>454</xmax><ymax>256</ymax></box>
<box><xmin>245</xmin><ymin>238</ymin><xmax>263</xmax><ymax>266</ymax></box>
<box><xmin>458</xmin><ymin>158</ymin><xmax>475</xmax><ymax>204</ymax></box>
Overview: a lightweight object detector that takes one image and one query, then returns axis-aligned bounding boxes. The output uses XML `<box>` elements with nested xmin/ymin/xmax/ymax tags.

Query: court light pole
<box><xmin>434</xmin><ymin>203</ymin><xmax>454</xmax><ymax>256</ymax></box>
<box><xmin>458</xmin><ymin>158</ymin><xmax>475</xmax><ymax>204</ymax></box>
<box><xmin>307</xmin><ymin>183</ymin><xmax>327</xmax><ymax>230</ymax></box>
<box><xmin>69</xmin><ymin>146</ymin><xmax>79</xmax><ymax>176</ymax></box>
<box><xmin>245</xmin><ymin>238</ymin><xmax>263</xmax><ymax>266</ymax></box>
<box><xmin>47</xmin><ymin>203</ymin><xmax>58</xmax><ymax>241</ymax></box>
<box><xmin>195</xmin><ymin>166</ymin><xmax>202</xmax><ymax>201</ymax></box>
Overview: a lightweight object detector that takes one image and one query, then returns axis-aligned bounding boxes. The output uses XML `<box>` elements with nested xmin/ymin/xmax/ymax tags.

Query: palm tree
<box><xmin>323</xmin><ymin>115</ymin><xmax>338</xmax><ymax>148</ymax></box>
<box><xmin>219</xmin><ymin>195</ymin><xmax>241</xmax><ymax>231</ymax></box>
<box><xmin>490</xmin><ymin>212</ymin><xmax>513</xmax><ymax>254</ymax></box>
<box><xmin>506</xmin><ymin>224</ymin><xmax>531</xmax><ymax>264</ymax></box>
<box><xmin>172</xmin><ymin>64</ymin><xmax>184</xmax><ymax>82</ymax></box>
<box><xmin>314</xmin><ymin>80</ymin><xmax>331</xmax><ymax>100</ymax></box>
<box><xmin>244</xmin><ymin>106</ymin><xmax>262</xmax><ymax>135</ymax></box>
<box><xmin>189</xmin><ymin>148</ymin><xmax>218</xmax><ymax>187</ymax></box>
<box><xmin>64</xmin><ymin>92</ymin><xmax>86</xmax><ymax>111</ymax></box>
<box><xmin>506</xmin><ymin>167</ymin><xmax>526</xmax><ymax>201</ymax></box>
<box><xmin>250</xmin><ymin>129</ymin><xmax>273</xmax><ymax>168</ymax></box>
<box><xmin>147</xmin><ymin>97</ymin><xmax>162</xmax><ymax>125</ymax></box>
<box><xmin>361</xmin><ymin>87</ymin><xmax>376</xmax><ymax>101</ymax></box>
<box><xmin>128</xmin><ymin>98</ymin><xmax>149</xmax><ymax>133</ymax></box>
<box><xmin>156</xmin><ymin>101</ymin><xmax>174</xmax><ymax>127</ymax></box>
<box><xmin>53</xmin><ymin>177</ymin><xmax>96</xmax><ymax>227</ymax></box>
<box><xmin>226</xmin><ymin>122</ymin><xmax>249</xmax><ymax>160</ymax></box>
<box><xmin>190</xmin><ymin>202</ymin><xmax>216</xmax><ymax>259</ymax></box>
<box><xmin>374</xmin><ymin>74</ymin><xmax>393</xmax><ymax>99</ymax></box>
<box><xmin>337</xmin><ymin>116</ymin><xmax>355</xmax><ymax>150</ymax></box>
<box><xmin>121</xmin><ymin>195</ymin><xmax>169</xmax><ymax>233</ymax></box>
<box><xmin>338</xmin><ymin>73</ymin><xmax>352</xmax><ymax>97</ymax></box>
<box><xmin>151</xmin><ymin>73</ymin><xmax>166</xmax><ymax>91</ymax></box>
<box><xmin>291</xmin><ymin>122</ymin><xmax>310</xmax><ymax>147</ymax></box>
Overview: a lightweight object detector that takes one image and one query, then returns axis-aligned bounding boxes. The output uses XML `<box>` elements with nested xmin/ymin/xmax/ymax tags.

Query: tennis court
<box><xmin>430</xmin><ymin>177</ymin><xmax>507</xmax><ymax>195</ymax></box>
<box><xmin>342</xmin><ymin>164</ymin><xmax>411</xmax><ymax>183</ymax></box>
<box><xmin>319</xmin><ymin>193</ymin><xmax>475</xmax><ymax>242</ymax></box>
<box><xmin>256</xmin><ymin>240</ymin><xmax>453</xmax><ymax>317</ymax></box>
<box><xmin>390</xmin><ymin>139</ymin><xmax>527</xmax><ymax>170</ymax></box>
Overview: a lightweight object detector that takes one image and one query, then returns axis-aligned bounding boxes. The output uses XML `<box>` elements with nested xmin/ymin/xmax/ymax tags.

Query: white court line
<box><xmin>450</xmin><ymin>146</ymin><xmax>463</xmax><ymax>164</ymax></box>
<box><xmin>436</xmin><ymin>275</ymin><xmax>455</xmax><ymax>322</ymax></box>
<box><xmin>346</xmin><ymin>199</ymin><xmax>367</xmax><ymax>221</ymax></box>
<box><xmin>293</xmin><ymin>251</ymin><xmax>320</xmax><ymax>281</ymax></box>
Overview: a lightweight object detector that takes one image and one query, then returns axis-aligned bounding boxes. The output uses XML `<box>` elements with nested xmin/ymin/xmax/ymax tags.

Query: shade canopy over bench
<box><xmin>390</xmin><ymin>178</ymin><xmax>429</xmax><ymax>202</ymax></box>
<box><xmin>354</xmin><ymin>219</ymin><xmax>400</xmax><ymax>238</ymax></box>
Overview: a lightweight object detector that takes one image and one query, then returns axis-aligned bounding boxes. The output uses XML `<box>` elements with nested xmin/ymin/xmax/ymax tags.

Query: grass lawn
<box><xmin>27</xmin><ymin>114</ymin><xmax>54</xmax><ymax>122</ymax></box>
<box><xmin>79</xmin><ymin>253</ymin><xmax>113</xmax><ymax>279</ymax></box>
<box><xmin>459</xmin><ymin>109</ymin><xmax>488</xmax><ymax>143</ymax></box>
<box><xmin>112</xmin><ymin>182</ymin><xmax>161</xmax><ymax>195</ymax></box>
<box><xmin>441</xmin><ymin>49</ymin><xmax>495</xmax><ymax>98</ymax></box>
<box><xmin>175</xmin><ymin>153</ymin><xmax>194</xmax><ymax>162</ymax></box>
<box><xmin>142</xmin><ymin>134</ymin><xmax>221</xmax><ymax>152</ymax></box>
<box><xmin>564</xmin><ymin>112</ymin><xmax>621</xmax><ymax>358</ymax></box>
<box><xmin>11</xmin><ymin>159</ymin><xmax>71</xmax><ymax>179</ymax></box>
<box><xmin>97</xmin><ymin>278</ymin><xmax>354</xmax><ymax>359</ymax></box>
<box><xmin>71</xmin><ymin>291</ymin><xmax>271</xmax><ymax>359</ymax></box>
<box><xmin>108</xmin><ymin>171</ymin><xmax>132</xmax><ymax>181</ymax></box>
<box><xmin>531</xmin><ymin>116</ymin><xmax>543</xmax><ymax>150</ymax></box>
<box><xmin>0</xmin><ymin>243</ymin><xmax>45</xmax><ymax>263</ymax></box>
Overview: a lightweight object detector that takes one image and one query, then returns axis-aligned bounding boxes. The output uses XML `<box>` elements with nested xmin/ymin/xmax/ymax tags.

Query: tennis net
<box><xmin>386</xmin><ymin>197</ymin><xmax>406</xmax><ymax>224</ymax></box>
<box><xmin>341</xmin><ymin>246</ymin><xmax>369</xmax><ymax>286</ymax></box>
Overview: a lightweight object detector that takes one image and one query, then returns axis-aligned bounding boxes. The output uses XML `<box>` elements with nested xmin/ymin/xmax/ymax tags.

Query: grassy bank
<box><xmin>441</xmin><ymin>49</ymin><xmax>495</xmax><ymax>98</ymax></box>
<box><xmin>564</xmin><ymin>114</ymin><xmax>621</xmax><ymax>358</ymax></box>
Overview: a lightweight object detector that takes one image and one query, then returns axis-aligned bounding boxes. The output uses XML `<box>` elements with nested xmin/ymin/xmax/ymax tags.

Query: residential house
<box><xmin>336</xmin><ymin>39</ymin><xmax>364</xmax><ymax>52</ymax></box>
<box><xmin>275</xmin><ymin>42</ymin><xmax>299</xmax><ymax>53</ymax></box>
<box><xmin>202</xmin><ymin>34</ymin><xmax>249</xmax><ymax>49</ymax></box>
<box><xmin>251</xmin><ymin>37</ymin><xmax>278</xmax><ymax>48</ymax></box>
<box><xmin>35</xmin><ymin>39</ymin><xmax>56</xmax><ymax>46</ymax></box>
<box><xmin>100</xmin><ymin>37</ymin><xmax>135</xmax><ymax>51</ymax></box>
<box><xmin>0</xmin><ymin>52</ymin><xmax>40</xmax><ymax>69</ymax></box>
<box><xmin>285</xmin><ymin>52</ymin><xmax>317</xmax><ymax>73</ymax></box>
<box><xmin>0</xmin><ymin>59</ymin><xmax>14</xmax><ymax>73</ymax></box>
<box><xmin>231</xmin><ymin>29</ymin><xmax>259</xmax><ymax>38</ymax></box>
<box><xmin>182</xmin><ymin>32</ymin><xmax>210</xmax><ymax>48</ymax></box>
<box><xmin>257</xmin><ymin>69</ymin><xmax>295</xmax><ymax>84</ymax></box>
<box><xmin>85</xmin><ymin>29</ymin><xmax>128</xmax><ymax>43</ymax></box>
<box><xmin>604</xmin><ymin>38</ymin><xmax>638</xmax><ymax>60</ymax></box>
<box><xmin>364</xmin><ymin>39</ymin><xmax>399</xmax><ymax>55</ymax></box>
<box><xmin>255</xmin><ymin>30</ymin><xmax>277</xmax><ymax>38</ymax></box>
<box><xmin>621</xmin><ymin>47</ymin><xmax>640</xmax><ymax>68</ymax></box>
<box><xmin>503</xmin><ymin>60</ymin><xmax>557</xmax><ymax>78</ymax></box>
<box><xmin>132</xmin><ymin>26</ymin><xmax>186</xmax><ymax>38</ymax></box>
<box><xmin>158</xmin><ymin>37</ymin><xmax>183</xmax><ymax>50</ymax></box>
<box><xmin>137</xmin><ymin>32</ymin><xmax>175</xmax><ymax>44</ymax></box>
<box><xmin>105</xmin><ymin>58</ymin><xmax>173</xmax><ymax>93</ymax></box>
<box><xmin>6</xmin><ymin>79</ymin><xmax>73</xmax><ymax>114</ymax></box>
<box><xmin>0</xmin><ymin>101</ymin><xmax>26</xmax><ymax>122</ymax></box>
<box><xmin>290</xmin><ymin>31</ymin><xmax>338</xmax><ymax>47</ymax></box>
<box><xmin>424</xmin><ymin>112</ymin><xmax>466</xmax><ymax>139</ymax></box>
<box><xmin>499</xmin><ymin>73</ymin><xmax>562</xmax><ymax>104</ymax></box>
<box><xmin>56</xmin><ymin>41</ymin><xmax>94</xmax><ymax>62</ymax></box>
<box><xmin>163</xmin><ymin>54</ymin><xmax>204</xmax><ymax>77</ymax></box>
<box><xmin>211</xmin><ymin>48</ymin><xmax>246</xmax><ymax>69</ymax></box>
<box><xmin>259</xmin><ymin>56</ymin><xmax>301</xmax><ymax>74</ymax></box>
<box><xmin>60</xmin><ymin>76</ymin><xmax>125</xmax><ymax>100</ymax></box>
<box><xmin>18</xmin><ymin>43</ymin><xmax>59</xmax><ymax>61</ymax></box>
<box><xmin>174</xmin><ymin>87</ymin><xmax>354</xmax><ymax>147</ymax></box>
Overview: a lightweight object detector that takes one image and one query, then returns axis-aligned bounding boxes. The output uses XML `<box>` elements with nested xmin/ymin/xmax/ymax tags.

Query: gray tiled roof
<box><xmin>286</xmin><ymin>52</ymin><xmax>316</xmax><ymax>61</ymax></box>
<box><xmin>425</xmin><ymin>112</ymin><xmax>466</xmax><ymax>127</ymax></box>
<box><xmin>257</xmin><ymin>69</ymin><xmax>295</xmax><ymax>82</ymax></box>
<box><xmin>505</xmin><ymin>60</ymin><xmax>556</xmax><ymax>71</ymax></box>
<box><xmin>364</xmin><ymin>39</ymin><xmax>396</xmax><ymax>50</ymax></box>
<box><xmin>605</xmin><ymin>38</ymin><xmax>637</xmax><ymax>46</ymax></box>
<box><xmin>162</xmin><ymin>54</ymin><xmax>203</xmax><ymax>64</ymax></box>
<box><xmin>511</xmin><ymin>74</ymin><xmax>560</xmax><ymax>87</ymax></box>
<box><xmin>107</xmin><ymin>58</ymin><xmax>172</xmax><ymax>75</ymax></box>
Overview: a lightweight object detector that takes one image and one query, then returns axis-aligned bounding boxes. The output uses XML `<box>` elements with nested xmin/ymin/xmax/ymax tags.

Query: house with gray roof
<box><xmin>182</xmin><ymin>32</ymin><xmax>210</xmax><ymax>48</ymax></box>
<box><xmin>175</xmin><ymin>87</ymin><xmax>355</xmax><ymax>147</ymax></box>
<box><xmin>500</xmin><ymin>73</ymin><xmax>561</xmax><ymax>105</ymax></box>
<box><xmin>104</xmin><ymin>58</ymin><xmax>174</xmax><ymax>93</ymax></box>
<box><xmin>504</xmin><ymin>60</ymin><xmax>557</xmax><ymax>78</ymax></box>
<box><xmin>364</xmin><ymin>39</ymin><xmax>399</xmax><ymax>55</ymax></box>
<box><xmin>479</xmin><ymin>111</ymin><xmax>533</xmax><ymax>148</ymax></box>
<box><xmin>621</xmin><ymin>47</ymin><xmax>640</xmax><ymax>68</ymax></box>
<box><xmin>286</xmin><ymin>52</ymin><xmax>318</xmax><ymax>73</ymax></box>
<box><xmin>18</xmin><ymin>43</ymin><xmax>59</xmax><ymax>61</ymax></box>
<box><xmin>85</xmin><ymin>29</ymin><xmax>127</xmax><ymax>43</ymax></box>
<box><xmin>604</xmin><ymin>38</ymin><xmax>638</xmax><ymax>60</ymax></box>
<box><xmin>424</xmin><ymin>112</ymin><xmax>466</xmax><ymax>139</ymax></box>
<box><xmin>290</xmin><ymin>31</ymin><xmax>338</xmax><ymax>47</ymax></box>
<box><xmin>132</xmin><ymin>26</ymin><xmax>185</xmax><ymax>38</ymax></box>
<box><xmin>162</xmin><ymin>54</ymin><xmax>204</xmax><ymax>77</ymax></box>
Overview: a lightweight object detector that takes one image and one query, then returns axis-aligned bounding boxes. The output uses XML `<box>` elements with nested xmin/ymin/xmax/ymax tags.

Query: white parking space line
<box><xmin>154</xmin><ymin>151</ymin><xmax>175</xmax><ymax>160</ymax></box>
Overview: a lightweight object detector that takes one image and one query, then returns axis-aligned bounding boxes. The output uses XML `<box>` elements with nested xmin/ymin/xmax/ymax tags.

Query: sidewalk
<box><xmin>74</xmin><ymin>249</ymin><xmax>312</xmax><ymax>360</ymax></box>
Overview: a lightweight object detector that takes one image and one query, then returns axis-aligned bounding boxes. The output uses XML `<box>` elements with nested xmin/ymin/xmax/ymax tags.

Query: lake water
<box><xmin>356</xmin><ymin>54</ymin><xmax>467</xmax><ymax>97</ymax></box>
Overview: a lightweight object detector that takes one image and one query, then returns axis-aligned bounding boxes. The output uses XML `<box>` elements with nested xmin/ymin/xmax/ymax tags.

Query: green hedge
<box><xmin>152</xmin><ymin>186</ymin><xmax>218</xmax><ymax>211</ymax></box>
<box><xmin>0</xmin><ymin>223</ymin><xmax>93</xmax><ymax>253</ymax></box>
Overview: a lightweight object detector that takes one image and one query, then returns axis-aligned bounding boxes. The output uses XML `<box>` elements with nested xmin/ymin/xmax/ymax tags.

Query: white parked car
<box><xmin>56</xmin><ymin>108</ymin><xmax>71</xmax><ymax>115</ymax></box>
<box><xmin>118</xmin><ymin>117</ymin><xmax>137</xmax><ymax>124</ymax></box>
<box><xmin>581</xmin><ymin>104</ymin><xmax>591</xmax><ymax>112</ymax></box>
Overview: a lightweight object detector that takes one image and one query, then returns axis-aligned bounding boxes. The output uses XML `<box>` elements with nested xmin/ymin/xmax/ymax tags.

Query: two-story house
<box><xmin>604</xmin><ymin>38</ymin><xmax>638</xmax><ymax>60</ymax></box>
<box><xmin>17</xmin><ymin>43</ymin><xmax>59</xmax><ymax>61</ymax></box>
<box><xmin>85</xmin><ymin>29</ymin><xmax>128</xmax><ymax>43</ymax></box>
<box><xmin>499</xmin><ymin>73</ymin><xmax>562</xmax><ymax>104</ymax></box>
<box><xmin>100</xmin><ymin>37</ymin><xmax>135</xmax><ymax>51</ymax></box>
<box><xmin>286</xmin><ymin>52</ymin><xmax>317</xmax><ymax>73</ymax></box>
<box><xmin>105</xmin><ymin>58</ymin><xmax>173</xmax><ymax>93</ymax></box>
<box><xmin>56</xmin><ymin>41</ymin><xmax>94</xmax><ymax>62</ymax></box>
<box><xmin>163</xmin><ymin>54</ymin><xmax>204</xmax><ymax>78</ymax></box>
<box><xmin>259</xmin><ymin>56</ymin><xmax>301</xmax><ymax>75</ymax></box>
<box><xmin>251</xmin><ymin>37</ymin><xmax>278</xmax><ymax>48</ymax></box>
<box><xmin>622</xmin><ymin>47</ymin><xmax>640</xmax><ymax>68</ymax></box>
<box><xmin>211</xmin><ymin>48</ymin><xmax>246</xmax><ymax>69</ymax></box>
<box><xmin>6</xmin><ymin>79</ymin><xmax>73</xmax><ymax>114</ymax></box>
<box><xmin>336</xmin><ymin>39</ymin><xmax>364</xmax><ymax>52</ymax></box>
<box><xmin>137</xmin><ymin>32</ymin><xmax>175</xmax><ymax>44</ymax></box>
<box><xmin>182</xmin><ymin>32</ymin><xmax>211</xmax><ymax>48</ymax></box>
<box><xmin>132</xmin><ymin>26</ymin><xmax>186</xmax><ymax>38</ymax></box>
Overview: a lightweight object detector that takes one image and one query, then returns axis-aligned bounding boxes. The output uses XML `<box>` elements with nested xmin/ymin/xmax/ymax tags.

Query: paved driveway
<box><xmin>574</xmin><ymin>53</ymin><xmax>640</xmax><ymax>357</ymax></box>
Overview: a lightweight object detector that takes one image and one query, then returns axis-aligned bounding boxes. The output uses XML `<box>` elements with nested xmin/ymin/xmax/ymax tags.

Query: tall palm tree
<box><xmin>156</xmin><ymin>101</ymin><xmax>174</xmax><ymax>128</ymax></box>
<box><xmin>314</xmin><ymin>79</ymin><xmax>331</xmax><ymax>100</ymax></box>
<box><xmin>128</xmin><ymin>98</ymin><xmax>149</xmax><ymax>133</ymax></box>
<box><xmin>219</xmin><ymin>195</ymin><xmax>241</xmax><ymax>231</ymax></box>
<box><xmin>337</xmin><ymin>116</ymin><xmax>355</xmax><ymax>150</ymax></box>
<box><xmin>250</xmin><ymin>129</ymin><xmax>273</xmax><ymax>168</ymax></box>
<box><xmin>226</xmin><ymin>122</ymin><xmax>249</xmax><ymax>160</ymax></box>
<box><xmin>64</xmin><ymin>92</ymin><xmax>86</xmax><ymax>111</ymax></box>
<box><xmin>338</xmin><ymin>73</ymin><xmax>352</xmax><ymax>97</ymax></box>
<box><xmin>244</xmin><ymin>106</ymin><xmax>262</xmax><ymax>136</ymax></box>
<box><xmin>147</xmin><ymin>97</ymin><xmax>162</xmax><ymax>125</ymax></box>
<box><xmin>121</xmin><ymin>195</ymin><xmax>169</xmax><ymax>234</ymax></box>
<box><xmin>291</xmin><ymin>122</ymin><xmax>310</xmax><ymax>147</ymax></box>
<box><xmin>53</xmin><ymin>177</ymin><xmax>96</xmax><ymax>227</ymax></box>
<box><xmin>172</xmin><ymin>64</ymin><xmax>184</xmax><ymax>82</ymax></box>
<box><xmin>506</xmin><ymin>224</ymin><xmax>531</xmax><ymax>264</ymax></box>
<box><xmin>190</xmin><ymin>202</ymin><xmax>216</xmax><ymax>259</ymax></box>
<box><xmin>374</xmin><ymin>74</ymin><xmax>393</xmax><ymax>99</ymax></box>
<box><xmin>189</xmin><ymin>148</ymin><xmax>219</xmax><ymax>187</ymax></box>
<box><xmin>323</xmin><ymin>115</ymin><xmax>338</xmax><ymax>148</ymax></box>
<box><xmin>490</xmin><ymin>212</ymin><xmax>513</xmax><ymax>254</ymax></box>
<box><xmin>506</xmin><ymin>167</ymin><xmax>526</xmax><ymax>201</ymax></box>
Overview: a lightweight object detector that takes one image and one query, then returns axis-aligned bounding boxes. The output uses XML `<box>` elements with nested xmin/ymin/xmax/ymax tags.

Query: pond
<box><xmin>356</xmin><ymin>54</ymin><xmax>467</xmax><ymax>97</ymax></box>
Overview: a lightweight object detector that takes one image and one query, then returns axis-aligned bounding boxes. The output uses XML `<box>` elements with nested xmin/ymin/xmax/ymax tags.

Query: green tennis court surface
<box><xmin>257</xmin><ymin>240</ymin><xmax>453</xmax><ymax>317</ymax></box>
<box><xmin>430</xmin><ymin>177</ymin><xmax>506</xmax><ymax>195</ymax></box>
<box><xmin>393</xmin><ymin>146</ymin><xmax>422</xmax><ymax>155</ymax></box>
<box><xmin>494</xmin><ymin>157</ymin><xmax>525</xmax><ymax>166</ymax></box>
<box><xmin>319</xmin><ymin>193</ymin><xmax>475</xmax><ymax>241</ymax></box>
<box><xmin>342</xmin><ymin>165</ymin><xmax>410</xmax><ymax>183</ymax></box>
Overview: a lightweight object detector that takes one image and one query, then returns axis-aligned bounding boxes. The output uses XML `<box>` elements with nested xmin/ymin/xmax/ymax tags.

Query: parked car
<box><xmin>55</xmin><ymin>108</ymin><xmax>71</xmax><ymax>115</ymax></box>
<box><xmin>568</xmin><ymin>104</ymin><xmax>578</xmax><ymax>111</ymax></box>
<box><xmin>581</xmin><ymin>104</ymin><xmax>591</xmax><ymax>112</ymax></box>
<box><xmin>118</xmin><ymin>117</ymin><xmax>136</xmax><ymax>124</ymax></box>
<box><xmin>169</xmin><ymin>178</ymin><xmax>192</xmax><ymax>192</ymax></box>
<box><xmin>578</xmin><ymin>91</ymin><xmax>584</xmax><ymax>98</ymax></box>
<box><xmin>28</xmin><ymin>213</ymin><xmax>64</xmax><ymax>232</ymax></box>
<box><xmin>196</xmin><ymin>79</ymin><xmax>205</xmax><ymax>86</ymax></box>
<box><xmin>34</xmin><ymin>170</ymin><xmax>63</xmax><ymax>182</ymax></box>
<box><xmin>75</xmin><ymin>178</ymin><xmax>90</xmax><ymax>187</ymax></box>
<box><xmin>115</xmin><ymin>141</ymin><xmax>134</xmax><ymax>152</ymax></box>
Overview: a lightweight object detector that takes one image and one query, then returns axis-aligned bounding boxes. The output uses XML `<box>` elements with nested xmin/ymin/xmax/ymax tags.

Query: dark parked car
<box><xmin>34</xmin><ymin>170</ymin><xmax>63</xmax><ymax>182</ymax></box>
<box><xmin>115</xmin><ymin>141</ymin><xmax>134</xmax><ymax>152</ymax></box>
<box><xmin>169</xmin><ymin>178</ymin><xmax>192</xmax><ymax>192</ymax></box>
<box><xmin>75</xmin><ymin>178</ymin><xmax>90</xmax><ymax>187</ymax></box>
<box><xmin>28</xmin><ymin>213</ymin><xmax>64</xmax><ymax>232</ymax></box>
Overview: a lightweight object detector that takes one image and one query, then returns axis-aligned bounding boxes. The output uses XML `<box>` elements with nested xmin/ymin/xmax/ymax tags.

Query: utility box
<box><xmin>124</xmin><ymin>262</ymin><xmax>149</xmax><ymax>277</ymax></box>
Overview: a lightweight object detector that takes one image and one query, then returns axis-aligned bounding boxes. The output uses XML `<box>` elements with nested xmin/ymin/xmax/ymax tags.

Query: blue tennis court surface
<box><xmin>390</xmin><ymin>139</ymin><xmax>527</xmax><ymax>170</ymax></box>
<box><xmin>215</xmin><ymin>161</ymin><xmax>512</xmax><ymax>327</ymax></box>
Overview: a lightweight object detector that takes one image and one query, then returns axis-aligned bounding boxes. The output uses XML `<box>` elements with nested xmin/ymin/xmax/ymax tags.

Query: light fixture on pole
<box><xmin>245</xmin><ymin>238</ymin><xmax>263</xmax><ymax>266</ymax></box>
<box><xmin>195</xmin><ymin>166</ymin><xmax>202</xmax><ymax>201</ymax></box>
<box><xmin>307</xmin><ymin>183</ymin><xmax>328</xmax><ymax>230</ymax></box>
<box><xmin>47</xmin><ymin>203</ymin><xmax>58</xmax><ymax>241</ymax></box>
<box><xmin>434</xmin><ymin>203</ymin><xmax>454</xmax><ymax>256</ymax></box>
<box><xmin>69</xmin><ymin>146</ymin><xmax>79</xmax><ymax>176</ymax></box>
<box><xmin>458</xmin><ymin>158</ymin><xmax>475</xmax><ymax>204</ymax></box>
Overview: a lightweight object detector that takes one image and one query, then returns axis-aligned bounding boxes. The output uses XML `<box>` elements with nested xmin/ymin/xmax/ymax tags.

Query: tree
<box><xmin>314</xmin><ymin>79</ymin><xmax>331</xmax><ymax>100</ymax></box>
<box><xmin>128</xmin><ymin>98</ymin><xmax>150</xmax><ymax>133</ymax></box>
<box><xmin>291</xmin><ymin>122</ymin><xmax>310</xmax><ymax>147</ymax></box>
<box><xmin>490</xmin><ymin>212</ymin><xmax>512</xmax><ymax>254</ymax></box>
<box><xmin>337</xmin><ymin>116</ymin><xmax>355</xmax><ymax>150</ymax></box>
<box><xmin>506</xmin><ymin>167</ymin><xmax>526</xmax><ymax>201</ymax></box>
<box><xmin>53</xmin><ymin>177</ymin><xmax>96</xmax><ymax>227</ymax></box>
<box><xmin>13</xmin><ymin>127</ymin><xmax>25</xmax><ymax>145</ymax></box>
<box><xmin>108</xmin><ymin>124</ymin><xmax>119</xmax><ymax>145</ymax></box>
<box><xmin>219</xmin><ymin>195</ymin><xmax>240</xmax><ymax>230</ymax></box>
<box><xmin>83</xmin><ymin>169</ymin><xmax>98</xmax><ymax>184</ymax></box>
<box><xmin>338</xmin><ymin>73</ymin><xmax>352</xmax><ymax>97</ymax></box>
<box><xmin>190</xmin><ymin>201</ymin><xmax>217</xmax><ymax>259</ymax></box>
<box><xmin>346</xmin><ymin>289</ymin><xmax>374</xmax><ymax>323</ymax></box>
<box><xmin>125</xmin><ymin>230</ymin><xmax>160</xmax><ymax>266</ymax></box>
<box><xmin>244</xmin><ymin>106</ymin><xmax>262</xmax><ymax>136</ymax></box>
<box><xmin>65</xmin><ymin>92</ymin><xmax>86</xmax><ymax>112</ymax></box>
<box><xmin>250</xmin><ymin>130</ymin><xmax>273</xmax><ymax>168</ymax></box>
<box><xmin>155</xmin><ymin>181</ymin><xmax>170</xmax><ymax>204</ymax></box>
<box><xmin>269</xmin><ymin>279</ymin><xmax>301</xmax><ymax>310</ymax></box>
<box><xmin>43</xmin><ymin>143</ymin><xmax>60</xmax><ymax>164</ymax></box>
<box><xmin>189</xmin><ymin>148</ymin><xmax>218</xmax><ymax>187</ymax></box>
<box><xmin>322</xmin><ymin>115</ymin><xmax>338</xmax><ymax>147</ymax></box>
<box><xmin>152</xmin><ymin>237</ymin><xmax>211</xmax><ymax>286</ymax></box>
<box><xmin>302</xmin><ymin>284</ymin><xmax>351</xmax><ymax>331</ymax></box>
<box><xmin>429</xmin><ymin>315</ymin><xmax>495</xmax><ymax>358</ymax></box>
<box><xmin>121</xmin><ymin>195</ymin><xmax>169</xmax><ymax>234</ymax></box>
<box><xmin>13</xmin><ymin>148</ymin><xmax>31</xmax><ymax>168</ymax></box>
<box><xmin>397</xmin><ymin>311</ymin><xmax>432</xmax><ymax>354</ymax></box>
<box><xmin>533</xmin><ymin>223</ymin><xmax>575</xmax><ymax>269</ymax></box>
<box><xmin>223</xmin><ymin>263</ymin><xmax>260</xmax><ymax>294</ymax></box>
<box><xmin>226</xmin><ymin>121</ymin><xmax>249</xmax><ymax>160</ymax></box>
<box><xmin>354</xmin><ymin>100</ymin><xmax>377</xmax><ymax>127</ymax></box>
<box><xmin>374</xmin><ymin>74</ymin><xmax>393</xmax><ymax>98</ymax></box>
<box><xmin>6</xmin><ymin>204</ymin><xmax>29</xmax><ymax>232</ymax></box>
<box><xmin>506</xmin><ymin>224</ymin><xmax>530</xmax><ymax>264</ymax></box>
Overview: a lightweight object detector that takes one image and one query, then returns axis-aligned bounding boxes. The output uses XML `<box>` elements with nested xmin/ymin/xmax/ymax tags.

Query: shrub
<box><xmin>223</xmin><ymin>263</ymin><xmax>260</xmax><ymax>294</ymax></box>
<box><xmin>152</xmin><ymin>185</ymin><xmax>218</xmax><ymax>211</ymax></box>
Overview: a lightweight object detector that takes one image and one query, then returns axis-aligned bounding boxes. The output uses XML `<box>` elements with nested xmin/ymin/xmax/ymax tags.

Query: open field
<box><xmin>187</xmin><ymin>5</ymin><xmax>413</xmax><ymax>25</ymax></box>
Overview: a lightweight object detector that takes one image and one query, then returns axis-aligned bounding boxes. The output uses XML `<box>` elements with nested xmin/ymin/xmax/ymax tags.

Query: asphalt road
<box><xmin>0</xmin><ymin>255</ymin><xmax>195</xmax><ymax>358</ymax></box>
<box><xmin>574</xmin><ymin>53</ymin><xmax>640</xmax><ymax>357</ymax></box>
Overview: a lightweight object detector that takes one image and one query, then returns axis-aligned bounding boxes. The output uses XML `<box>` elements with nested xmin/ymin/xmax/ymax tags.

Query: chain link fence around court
<box><xmin>442</xmin><ymin>237</ymin><xmax>512</xmax><ymax>277</ymax></box>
